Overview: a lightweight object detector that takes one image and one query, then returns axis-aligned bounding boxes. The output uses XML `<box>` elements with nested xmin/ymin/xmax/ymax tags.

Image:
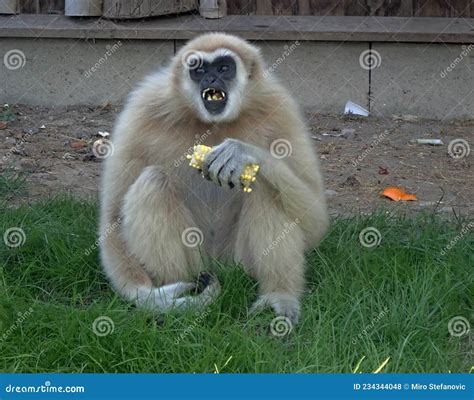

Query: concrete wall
<box><xmin>0</xmin><ymin>37</ymin><xmax>472</xmax><ymax>118</ymax></box>
<box><xmin>371</xmin><ymin>43</ymin><xmax>474</xmax><ymax>120</ymax></box>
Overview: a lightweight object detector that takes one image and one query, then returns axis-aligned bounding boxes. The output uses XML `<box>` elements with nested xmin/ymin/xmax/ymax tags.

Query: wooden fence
<box><xmin>227</xmin><ymin>0</ymin><xmax>473</xmax><ymax>17</ymax></box>
<box><xmin>7</xmin><ymin>0</ymin><xmax>474</xmax><ymax>17</ymax></box>
<box><xmin>19</xmin><ymin>0</ymin><xmax>64</xmax><ymax>13</ymax></box>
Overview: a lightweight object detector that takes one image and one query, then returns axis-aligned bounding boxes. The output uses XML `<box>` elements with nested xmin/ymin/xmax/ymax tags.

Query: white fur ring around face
<box><xmin>186</xmin><ymin>144</ymin><xmax>259</xmax><ymax>193</ymax></box>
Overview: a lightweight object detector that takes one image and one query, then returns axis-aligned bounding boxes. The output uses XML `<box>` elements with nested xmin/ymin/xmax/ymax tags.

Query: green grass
<box><xmin>0</xmin><ymin>195</ymin><xmax>472</xmax><ymax>373</ymax></box>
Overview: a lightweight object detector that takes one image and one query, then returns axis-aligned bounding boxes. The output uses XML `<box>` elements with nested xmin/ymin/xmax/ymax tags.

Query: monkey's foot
<box><xmin>193</xmin><ymin>271</ymin><xmax>216</xmax><ymax>294</ymax></box>
<box><xmin>250</xmin><ymin>293</ymin><xmax>301</xmax><ymax>325</ymax></box>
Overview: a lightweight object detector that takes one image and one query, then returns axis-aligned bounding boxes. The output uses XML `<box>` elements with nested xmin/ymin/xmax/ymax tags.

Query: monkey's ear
<box><xmin>248</xmin><ymin>56</ymin><xmax>264</xmax><ymax>80</ymax></box>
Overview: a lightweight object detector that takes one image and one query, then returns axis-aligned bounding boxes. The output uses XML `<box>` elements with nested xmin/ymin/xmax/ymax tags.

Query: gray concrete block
<box><xmin>371</xmin><ymin>43</ymin><xmax>474</xmax><ymax>119</ymax></box>
<box><xmin>0</xmin><ymin>38</ymin><xmax>174</xmax><ymax>106</ymax></box>
<box><xmin>2</xmin><ymin>37</ymin><xmax>472</xmax><ymax>119</ymax></box>
<box><xmin>257</xmin><ymin>41</ymin><xmax>369</xmax><ymax>114</ymax></box>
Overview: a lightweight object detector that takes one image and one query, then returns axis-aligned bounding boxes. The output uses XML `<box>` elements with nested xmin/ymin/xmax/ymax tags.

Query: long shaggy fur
<box><xmin>99</xmin><ymin>33</ymin><xmax>329</xmax><ymax>321</ymax></box>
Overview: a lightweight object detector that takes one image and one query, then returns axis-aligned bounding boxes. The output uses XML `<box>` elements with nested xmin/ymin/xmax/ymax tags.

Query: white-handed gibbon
<box><xmin>99</xmin><ymin>33</ymin><xmax>328</xmax><ymax>324</ymax></box>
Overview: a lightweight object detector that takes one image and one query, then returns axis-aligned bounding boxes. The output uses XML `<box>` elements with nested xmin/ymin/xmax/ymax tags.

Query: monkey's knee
<box><xmin>124</xmin><ymin>165</ymin><xmax>170</xmax><ymax>205</ymax></box>
<box><xmin>121</xmin><ymin>166</ymin><xmax>200</xmax><ymax>283</ymax></box>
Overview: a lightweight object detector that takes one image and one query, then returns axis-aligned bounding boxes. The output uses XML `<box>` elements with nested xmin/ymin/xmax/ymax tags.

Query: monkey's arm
<box><xmin>203</xmin><ymin>138</ymin><xmax>328</xmax><ymax>246</ymax></box>
<box><xmin>250</xmin><ymin>142</ymin><xmax>327</xmax><ymax>245</ymax></box>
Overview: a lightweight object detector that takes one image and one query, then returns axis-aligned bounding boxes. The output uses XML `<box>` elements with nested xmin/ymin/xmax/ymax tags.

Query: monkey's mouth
<box><xmin>201</xmin><ymin>88</ymin><xmax>226</xmax><ymax>102</ymax></box>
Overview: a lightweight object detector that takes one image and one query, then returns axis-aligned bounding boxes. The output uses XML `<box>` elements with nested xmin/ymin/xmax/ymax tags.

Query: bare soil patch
<box><xmin>1</xmin><ymin>105</ymin><xmax>472</xmax><ymax>217</ymax></box>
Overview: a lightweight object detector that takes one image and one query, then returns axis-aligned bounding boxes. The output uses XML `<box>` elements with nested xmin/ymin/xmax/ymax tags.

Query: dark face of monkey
<box><xmin>190</xmin><ymin>55</ymin><xmax>237</xmax><ymax>115</ymax></box>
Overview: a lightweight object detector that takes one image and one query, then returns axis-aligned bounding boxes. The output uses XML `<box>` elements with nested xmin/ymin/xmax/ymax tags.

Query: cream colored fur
<box><xmin>99</xmin><ymin>33</ymin><xmax>329</xmax><ymax>322</ymax></box>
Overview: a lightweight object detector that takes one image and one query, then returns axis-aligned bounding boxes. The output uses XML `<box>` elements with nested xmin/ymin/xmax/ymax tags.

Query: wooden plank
<box><xmin>44</xmin><ymin>0</ymin><xmax>64</xmax><ymax>13</ymax></box>
<box><xmin>230</xmin><ymin>0</ymin><xmax>347</xmax><ymax>15</ymax></box>
<box><xmin>255</xmin><ymin>0</ymin><xmax>273</xmax><ymax>14</ymax></box>
<box><xmin>229</xmin><ymin>0</ymin><xmax>470</xmax><ymax>16</ymax></box>
<box><xmin>0</xmin><ymin>14</ymin><xmax>473</xmax><ymax>43</ymax></box>
<box><xmin>449</xmin><ymin>0</ymin><xmax>471</xmax><ymax>17</ymax></box>
<box><xmin>273</xmin><ymin>0</ymin><xmax>298</xmax><ymax>15</ymax></box>
<box><xmin>65</xmin><ymin>0</ymin><xmax>101</xmax><ymax>16</ymax></box>
<box><xmin>20</xmin><ymin>0</ymin><xmax>64</xmax><ymax>13</ymax></box>
<box><xmin>200</xmin><ymin>0</ymin><xmax>227</xmax><ymax>18</ymax></box>
<box><xmin>371</xmin><ymin>0</ymin><xmax>413</xmax><ymax>17</ymax></box>
<box><xmin>254</xmin><ymin>0</ymin><xmax>299</xmax><ymax>15</ymax></box>
<box><xmin>103</xmin><ymin>0</ymin><xmax>197</xmax><ymax>19</ymax></box>
<box><xmin>0</xmin><ymin>0</ymin><xmax>20</xmax><ymax>14</ymax></box>
<box><xmin>311</xmin><ymin>0</ymin><xmax>345</xmax><ymax>16</ymax></box>
<box><xmin>227</xmin><ymin>0</ymin><xmax>254</xmax><ymax>15</ymax></box>
<box><xmin>296</xmin><ymin>0</ymin><xmax>310</xmax><ymax>15</ymax></box>
<box><xmin>414</xmin><ymin>0</ymin><xmax>449</xmax><ymax>17</ymax></box>
<box><xmin>344</xmin><ymin>0</ymin><xmax>369</xmax><ymax>16</ymax></box>
<box><xmin>19</xmin><ymin>0</ymin><xmax>37</xmax><ymax>13</ymax></box>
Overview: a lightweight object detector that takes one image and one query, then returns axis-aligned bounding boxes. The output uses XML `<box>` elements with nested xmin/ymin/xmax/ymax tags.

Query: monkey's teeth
<box><xmin>202</xmin><ymin>89</ymin><xmax>225</xmax><ymax>101</ymax></box>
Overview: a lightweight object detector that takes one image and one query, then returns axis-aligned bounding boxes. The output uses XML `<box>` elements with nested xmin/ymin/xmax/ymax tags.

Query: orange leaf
<box><xmin>382</xmin><ymin>187</ymin><xmax>417</xmax><ymax>202</ymax></box>
<box><xmin>70</xmin><ymin>140</ymin><xmax>87</xmax><ymax>149</ymax></box>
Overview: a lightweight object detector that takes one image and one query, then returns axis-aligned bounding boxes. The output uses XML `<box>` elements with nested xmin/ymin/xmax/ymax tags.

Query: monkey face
<box><xmin>189</xmin><ymin>55</ymin><xmax>237</xmax><ymax>115</ymax></box>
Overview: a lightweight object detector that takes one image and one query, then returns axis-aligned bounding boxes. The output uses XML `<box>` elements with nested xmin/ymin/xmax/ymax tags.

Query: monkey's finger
<box><xmin>218</xmin><ymin>165</ymin><xmax>236</xmax><ymax>190</ymax></box>
<box><xmin>209</xmin><ymin>155</ymin><xmax>233</xmax><ymax>187</ymax></box>
<box><xmin>230</xmin><ymin>169</ymin><xmax>243</xmax><ymax>190</ymax></box>
<box><xmin>206</xmin><ymin>162</ymin><xmax>220</xmax><ymax>186</ymax></box>
<box><xmin>202</xmin><ymin>146</ymin><xmax>225</xmax><ymax>178</ymax></box>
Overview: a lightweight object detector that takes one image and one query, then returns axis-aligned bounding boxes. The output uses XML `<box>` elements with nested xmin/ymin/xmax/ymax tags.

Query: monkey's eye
<box><xmin>195</xmin><ymin>67</ymin><xmax>205</xmax><ymax>75</ymax></box>
<box><xmin>218</xmin><ymin>65</ymin><xmax>230</xmax><ymax>73</ymax></box>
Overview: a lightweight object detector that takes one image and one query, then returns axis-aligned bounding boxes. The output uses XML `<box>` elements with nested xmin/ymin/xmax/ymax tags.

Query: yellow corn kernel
<box><xmin>240</xmin><ymin>163</ymin><xmax>259</xmax><ymax>193</ymax></box>
<box><xmin>186</xmin><ymin>144</ymin><xmax>259</xmax><ymax>193</ymax></box>
<box><xmin>186</xmin><ymin>145</ymin><xmax>212</xmax><ymax>170</ymax></box>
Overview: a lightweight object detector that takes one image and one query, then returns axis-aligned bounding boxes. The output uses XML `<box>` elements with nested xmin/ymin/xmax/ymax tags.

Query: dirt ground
<box><xmin>1</xmin><ymin>104</ymin><xmax>472</xmax><ymax>217</ymax></box>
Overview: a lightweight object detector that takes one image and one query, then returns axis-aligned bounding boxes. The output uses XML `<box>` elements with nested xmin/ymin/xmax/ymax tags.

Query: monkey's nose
<box><xmin>203</xmin><ymin>75</ymin><xmax>217</xmax><ymax>85</ymax></box>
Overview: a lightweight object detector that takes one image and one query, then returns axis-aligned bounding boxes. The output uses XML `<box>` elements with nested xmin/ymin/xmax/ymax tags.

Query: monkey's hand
<box><xmin>201</xmin><ymin>139</ymin><xmax>259</xmax><ymax>190</ymax></box>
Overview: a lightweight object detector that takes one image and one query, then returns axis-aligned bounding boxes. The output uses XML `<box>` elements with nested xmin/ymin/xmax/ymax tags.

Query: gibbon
<box><xmin>99</xmin><ymin>33</ymin><xmax>328</xmax><ymax>324</ymax></box>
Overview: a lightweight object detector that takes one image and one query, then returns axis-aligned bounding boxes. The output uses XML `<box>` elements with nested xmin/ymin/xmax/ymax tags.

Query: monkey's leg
<box><xmin>101</xmin><ymin>166</ymin><xmax>219</xmax><ymax>311</ymax></box>
<box><xmin>234</xmin><ymin>186</ymin><xmax>306</xmax><ymax>324</ymax></box>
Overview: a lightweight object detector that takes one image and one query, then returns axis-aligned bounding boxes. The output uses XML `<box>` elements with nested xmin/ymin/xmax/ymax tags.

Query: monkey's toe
<box><xmin>194</xmin><ymin>271</ymin><xmax>215</xmax><ymax>294</ymax></box>
<box><xmin>250</xmin><ymin>293</ymin><xmax>301</xmax><ymax>325</ymax></box>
